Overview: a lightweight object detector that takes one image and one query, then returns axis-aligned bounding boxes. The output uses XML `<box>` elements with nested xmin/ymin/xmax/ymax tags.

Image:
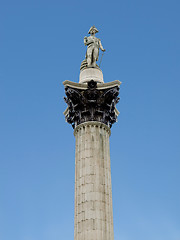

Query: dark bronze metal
<box><xmin>64</xmin><ymin>80</ymin><xmax>120</xmax><ymax>129</ymax></box>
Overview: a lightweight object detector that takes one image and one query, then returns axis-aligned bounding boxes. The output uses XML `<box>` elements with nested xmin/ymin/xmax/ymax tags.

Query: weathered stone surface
<box><xmin>63</xmin><ymin>58</ymin><xmax>121</xmax><ymax>239</ymax></box>
<box><xmin>79</xmin><ymin>67</ymin><xmax>104</xmax><ymax>84</ymax></box>
<box><xmin>74</xmin><ymin>122</ymin><xmax>114</xmax><ymax>240</ymax></box>
<box><xmin>81</xmin><ymin>26</ymin><xmax>105</xmax><ymax>69</ymax></box>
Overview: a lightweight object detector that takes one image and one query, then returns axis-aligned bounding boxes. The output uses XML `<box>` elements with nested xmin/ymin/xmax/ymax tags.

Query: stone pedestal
<box><xmin>79</xmin><ymin>68</ymin><xmax>104</xmax><ymax>84</ymax></box>
<box><xmin>63</xmin><ymin>68</ymin><xmax>121</xmax><ymax>240</ymax></box>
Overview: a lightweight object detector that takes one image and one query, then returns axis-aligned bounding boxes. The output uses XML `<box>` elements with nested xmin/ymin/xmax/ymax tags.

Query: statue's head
<box><xmin>88</xmin><ymin>26</ymin><xmax>98</xmax><ymax>35</ymax></box>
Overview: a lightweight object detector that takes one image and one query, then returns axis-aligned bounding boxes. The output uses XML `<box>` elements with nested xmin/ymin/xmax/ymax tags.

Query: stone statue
<box><xmin>83</xmin><ymin>26</ymin><xmax>105</xmax><ymax>68</ymax></box>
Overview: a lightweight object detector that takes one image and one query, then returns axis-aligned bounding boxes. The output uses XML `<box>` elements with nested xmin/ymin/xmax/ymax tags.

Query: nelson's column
<box><xmin>63</xmin><ymin>26</ymin><xmax>121</xmax><ymax>240</ymax></box>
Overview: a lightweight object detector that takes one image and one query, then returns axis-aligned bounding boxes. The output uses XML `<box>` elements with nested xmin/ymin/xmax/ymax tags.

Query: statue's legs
<box><xmin>92</xmin><ymin>47</ymin><xmax>99</xmax><ymax>67</ymax></box>
<box><xmin>87</xmin><ymin>55</ymin><xmax>91</xmax><ymax>67</ymax></box>
<box><xmin>86</xmin><ymin>47</ymin><xmax>99</xmax><ymax>68</ymax></box>
<box><xmin>86</xmin><ymin>47</ymin><xmax>93</xmax><ymax>67</ymax></box>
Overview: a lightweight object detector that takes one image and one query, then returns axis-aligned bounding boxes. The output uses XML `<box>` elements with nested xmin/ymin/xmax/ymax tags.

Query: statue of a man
<box><xmin>84</xmin><ymin>26</ymin><xmax>105</xmax><ymax>68</ymax></box>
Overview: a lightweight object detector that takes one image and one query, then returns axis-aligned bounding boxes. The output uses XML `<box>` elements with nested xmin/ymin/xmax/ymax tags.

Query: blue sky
<box><xmin>0</xmin><ymin>0</ymin><xmax>180</xmax><ymax>239</ymax></box>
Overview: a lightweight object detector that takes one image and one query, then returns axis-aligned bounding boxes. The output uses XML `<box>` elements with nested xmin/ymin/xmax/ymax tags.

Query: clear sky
<box><xmin>0</xmin><ymin>0</ymin><xmax>180</xmax><ymax>240</ymax></box>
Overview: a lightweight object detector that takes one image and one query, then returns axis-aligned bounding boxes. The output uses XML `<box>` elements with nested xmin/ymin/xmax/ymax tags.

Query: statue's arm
<box><xmin>99</xmin><ymin>39</ymin><xmax>106</xmax><ymax>52</ymax></box>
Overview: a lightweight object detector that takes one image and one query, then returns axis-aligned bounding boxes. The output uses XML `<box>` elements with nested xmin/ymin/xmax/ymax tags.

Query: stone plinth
<box><xmin>74</xmin><ymin>121</ymin><xmax>113</xmax><ymax>240</ymax></box>
<box><xmin>79</xmin><ymin>68</ymin><xmax>104</xmax><ymax>84</ymax></box>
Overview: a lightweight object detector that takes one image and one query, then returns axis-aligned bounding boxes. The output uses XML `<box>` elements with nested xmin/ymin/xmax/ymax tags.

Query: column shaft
<box><xmin>74</xmin><ymin>121</ymin><xmax>114</xmax><ymax>240</ymax></box>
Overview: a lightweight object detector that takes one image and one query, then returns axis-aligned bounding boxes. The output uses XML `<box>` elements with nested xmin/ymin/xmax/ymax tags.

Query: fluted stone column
<box><xmin>74</xmin><ymin>121</ymin><xmax>113</xmax><ymax>240</ymax></box>
<box><xmin>63</xmin><ymin>71</ymin><xmax>120</xmax><ymax>240</ymax></box>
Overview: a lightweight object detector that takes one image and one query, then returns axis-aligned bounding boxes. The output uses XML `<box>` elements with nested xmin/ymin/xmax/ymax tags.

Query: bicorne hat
<box><xmin>88</xmin><ymin>26</ymin><xmax>99</xmax><ymax>34</ymax></box>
